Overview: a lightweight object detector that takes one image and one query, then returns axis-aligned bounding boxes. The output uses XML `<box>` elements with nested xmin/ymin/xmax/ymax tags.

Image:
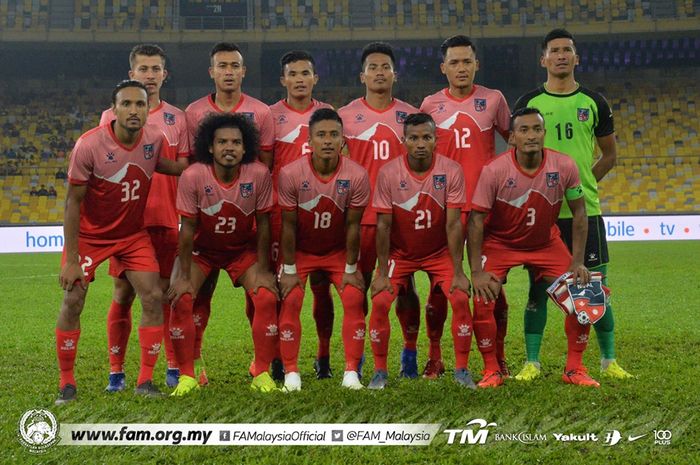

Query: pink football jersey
<box><xmin>471</xmin><ymin>148</ymin><xmax>582</xmax><ymax>249</ymax></box>
<box><xmin>185</xmin><ymin>93</ymin><xmax>274</xmax><ymax>154</ymax></box>
<box><xmin>176</xmin><ymin>162</ymin><xmax>273</xmax><ymax>256</ymax></box>
<box><xmin>338</xmin><ymin>97</ymin><xmax>419</xmax><ymax>225</ymax></box>
<box><xmin>68</xmin><ymin>123</ymin><xmax>167</xmax><ymax>242</ymax></box>
<box><xmin>100</xmin><ymin>101</ymin><xmax>189</xmax><ymax>229</ymax></box>
<box><xmin>373</xmin><ymin>154</ymin><xmax>465</xmax><ymax>261</ymax></box>
<box><xmin>420</xmin><ymin>86</ymin><xmax>510</xmax><ymax>210</ymax></box>
<box><xmin>270</xmin><ymin>99</ymin><xmax>333</xmax><ymax>188</ymax></box>
<box><xmin>279</xmin><ymin>155</ymin><xmax>370</xmax><ymax>255</ymax></box>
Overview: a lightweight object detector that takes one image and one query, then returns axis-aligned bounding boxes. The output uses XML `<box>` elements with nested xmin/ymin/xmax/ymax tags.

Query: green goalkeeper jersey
<box><xmin>514</xmin><ymin>84</ymin><xmax>614</xmax><ymax>218</ymax></box>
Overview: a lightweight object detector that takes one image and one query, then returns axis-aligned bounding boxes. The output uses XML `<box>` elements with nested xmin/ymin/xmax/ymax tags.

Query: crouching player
<box><xmin>277</xmin><ymin>109</ymin><xmax>370</xmax><ymax>391</ymax></box>
<box><xmin>368</xmin><ymin>113</ymin><xmax>475</xmax><ymax>390</ymax></box>
<box><xmin>167</xmin><ymin>113</ymin><xmax>280</xmax><ymax>395</ymax></box>
<box><xmin>468</xmin><ymin>107</ymin><xmax>598</xmax><ymax>388</ymax></box>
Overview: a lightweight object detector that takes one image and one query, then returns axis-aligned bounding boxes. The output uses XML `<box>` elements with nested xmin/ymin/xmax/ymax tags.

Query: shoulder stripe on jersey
<box><xmin>278</xmin><ymin>124</ymin><xmax>305</xmax><ymax>143</ymax></box>
<box><xmin>298</xmin><ymin>194</ymin><xmax>344</xmax><ymax>212</ymax></box>
<box><xmin>94</xmin><ymin>162</ymin><xmax>153</xmax><ymax>183</ymax></box>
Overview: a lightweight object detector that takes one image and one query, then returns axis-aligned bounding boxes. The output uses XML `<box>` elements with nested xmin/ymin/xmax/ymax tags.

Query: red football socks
<box><xmin>369</xmin><ymin>290</ymin><xmax>395</xmax><ymax>371</ymax></box>
<box><xmin>444</xmin><ymin>287</ymin><xmax>474</xmax><ymax>370</ymax></box>
<box><xmin>170</xmin><ymin>293</ymin><xmax>196</xmax><ymax>378</ymax></box>
<box><xmin>339</xmin><ymin>284</ymin><xmax>366</xmax><ymax>372</ymax></box>
<box><xmin>56</xmin><ymin>328</ymin><xmax>80</xmax><ymax>388</ymax></box>
<box><xmin>565</xmin><ymin>312</ymin><xmax>591</xmax><ymax>371</ymax></box>
<box><xmin>249</xmin><ymin>288</ymin><xmax>279</xmax><ymax>377</ymax></box>
<box><xmin>425</xmin><ymin>289</ymin><xmax>448</xmax><ymax>361</ymax></box>
<box><xmin>106</xmin><ymin>301</ymin><xmax>132</xmax><ymax>373</ymax></box>
<box><xmin>192</xmin><ymin>293</ymin><xmax>212</xmax><ymax>360</ymax></box>
<box><xmin>310</xmin><ymin>281</ymin><xmax>334</xmax><ymax>358</ymax></box>
<box><xmin>279</xmin><ymin>286</ymin><xmax>304</xmax><ymax>373</ymax></box>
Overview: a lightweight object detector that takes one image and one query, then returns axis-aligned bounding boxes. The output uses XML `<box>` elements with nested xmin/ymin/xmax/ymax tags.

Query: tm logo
<box><xmin>444</xmin><ymin>419</ymin><xmax>497</xmax><ymax>445</ymax></box>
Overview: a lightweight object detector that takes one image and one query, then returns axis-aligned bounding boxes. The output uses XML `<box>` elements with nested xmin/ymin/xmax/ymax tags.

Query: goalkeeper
<box><xmin>467</xmin><ymin>107</ymin><xmax>599</xmax><ymax>388</ymax></box>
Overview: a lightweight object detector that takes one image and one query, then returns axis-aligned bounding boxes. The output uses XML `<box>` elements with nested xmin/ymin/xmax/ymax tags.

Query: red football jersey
<box><xmin>176</xmin><ymin>162</ymin><xmax>273</xmax><ymax>256</ymax></box>
<box><xmin>373</xmin><ymin>154</ymin><xmax>465</xmax><ymax>261</ymax></box>
<box><xmin>471</xmin><ymin>148</ymin><xmax>582</xmax><ymax>249</ymax></box>
<box><xmin>100</xmin><ymin>101</ymin><xmax>189</xmax><ymax>228</ymax></box>
<box><xmin>420</xmin><ymin>86</ymin><xmax>510</xmax><ymax>210</ymax></box>
<box><xmin>185</xmin><ymin>93</ymin><xmax>274</xmax><ymax>154</ymax></box>
<box><xmin>338</xmin><ymin>97</ymin><xmax>419</xmax><ymax>225</ymax></box>
<box><xmin>68</xmin><ymin>123</ymin><xmax>167</xmax><ymax>242</ymax></box>
<box><xmin>278</xmin><ymin>155</ymin><xmax>370</xmax><ymax>256</ymax></box>
<box><xmin>270</xmin><ymin>99</ymin><xmax>333</xmax><ymax>188</ymax></box>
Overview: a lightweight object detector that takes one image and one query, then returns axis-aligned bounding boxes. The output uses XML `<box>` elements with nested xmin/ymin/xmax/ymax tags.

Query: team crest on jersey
<box><xmin>143</xmin><ymin>144</ymin><xmax>155</xmax><ymax>160</ymax></box>
<box><xmin>240</xmin><ymin>112</ymin><xmax>255</xmax><ymax>122</ymax></box>
<box><xmin>277</xmin><ymin>114</ymin><xmax>288</xmax><ymax>125</ymax></box>
<box><xmin>577</xmin><ymin>108</ymin><xmax>590</xmax><ymax>122</ymax></box>
<box><xmin>204</xmin><ymin>185</ymin><xmax>214</xmax><ymax>196</ymax></box>
<box><xmin>399</xmin><ymin>179</ymin><xmax>408</xmax><ymax>190</ymax></box>
<box><xmin>163</xmin><ymin>112</ymin><xmax>176</xmax><ymax>125</ymax></box>
<box><xmin>336</xmin><ymin>179</ymin><xmax>350</xmax><ymax>195</ymax></box>
<box><xmin>300</xmin><ymin>180</ymin><xmax>311</xmax><ymax>191</ymax></box>
<box><xmin>505</xmin><ymin>177</ymin><xmax>517</xmax><ymax>188</ymax></box>
<box><xmin>240</xmin><ymin>182</ymin><xmax>253</xmax><ymax>198</ymax></box>
<box><xmin>105</xmin><ymin>152</ymin><xmax>117</xmax><ymax>163</ymax></box>
<box><xmin>355</xmin><ymin>113</ymin><xmax>366</xmax><ymax>123</ymax></box>
<box><xmin>395</xmin><ymin>111</ymin><xmax>408</xmax><ymax>124</ymax></box>
<box><xmin>474</xmin><ymin>98</ymin><xmax>487</xmax><ymax>112</ymax></box>
<box><xmin>546</xmin><ymin>172</ymin><xmax>560</xmax><ymax>187</ymax></box>
<box><xmin>433</xmin><ymin>174</ymin><xmax>447</xmax><ymax>190</ymax></box>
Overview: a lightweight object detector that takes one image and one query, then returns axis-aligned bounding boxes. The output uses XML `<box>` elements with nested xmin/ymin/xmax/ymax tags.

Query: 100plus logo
<box><xmin>444</xmin><ymin>419</ymin><xmax>497</xmax><ymax>445</ymax></box>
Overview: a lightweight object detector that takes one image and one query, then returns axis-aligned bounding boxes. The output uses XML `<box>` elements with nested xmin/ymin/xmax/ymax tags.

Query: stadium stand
<box><xmin>1</xmin><ymin>0</ymin><xmax>698</xmax><ymax>32</ymax></box>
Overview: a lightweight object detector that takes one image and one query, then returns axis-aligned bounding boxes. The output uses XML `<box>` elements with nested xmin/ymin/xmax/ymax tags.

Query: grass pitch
<box><xmin>1</xmin><ymin>241</ymin><xmax>699</xmax><ymax>464</ymax></box>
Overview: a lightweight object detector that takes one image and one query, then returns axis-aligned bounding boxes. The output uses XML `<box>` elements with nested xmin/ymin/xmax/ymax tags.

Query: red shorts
<box><xmin>359</xmin><ymin>225</ymin><xmax>377</xmax><ymax>274</ymax></box>
<box><xmin>62</xmin><ymin>231</ymin><xmax>159</xmax><ymax>282</ymax></box>
<box><xmin>192</xmin><ymin>248</ymin><xmax>258</xmax><ymax>285</ymax></box>
<box><xmin>380</xmin><ymin>250</ymin><xmax>455</xmax><ymax>292</ymax></box>
<box><xmin>286</xmin><ymin>249</ymin><xmax>354</xmax><ymax>288</ymax></box>
<box><xmin>269</xmin><ymin>207</ymin><xmax>282</xmax><ymax>268</ymax></box>
<box><xmin>481</xmin><ymin>238</ymin><xmax>571</xmax><ymax>281</ymax></box>
<box><xmin>108</xmin><ymin>226</ymin><xmax>177</xmax><ymax>279</ymax></box>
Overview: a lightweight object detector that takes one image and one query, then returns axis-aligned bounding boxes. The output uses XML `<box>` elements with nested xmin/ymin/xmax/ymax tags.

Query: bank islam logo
<box><xmin>444</xmin><ymin>419</ymin><xmax>496</xmax><ymax>445</ymax></box>
<box><xmin>18</xmin><ymin>409</ymin><xmax>59</xmax><ymax>453</ymax></box>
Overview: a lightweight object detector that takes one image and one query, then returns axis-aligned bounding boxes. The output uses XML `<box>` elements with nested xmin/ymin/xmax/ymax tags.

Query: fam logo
<box><xmin>336</xmin><ymin>179</ymin><xmax>350</xmax><ymax>195</ymax></box>
<box><xmin>240</xmin><ymin>182</ymin><xmax>253</xmax><ymax>198</ymax></box>
<box><xmin>105</xmin><ymin>152</ymin><xmax>117</xmax><ymax>163</ymax></box>
<box><xmin>18</xmin><ymin>409</ymin><xmax>59</xmax><ymax>454</ymax></box>
<box><xmin>444</xmin><ymin>419</ymin><xmax>497</xmax><ymax>445</ymax></box>
<box><xmin>143</xmin><ymin>144</ymin><xmax>155</xmax><ymax>160</ymax></box>
<box><xmin>163</xmin><ymin>112</ymin><xmax>176</xmax><ymax>126</ymax></box>
<box><xmin>433</xmin><ymin>174</ymin><xmax>446</xmax><ymax>190</ymax></box>
<box><xmin>577</xmin><ymin>108</ymin><xmax>590</xmax><ymax>122</ymax></box>
<box><xmin>546</xmin><ymin>172</ymin><xmax>559</xmax><ymax>188</ymax></box>
<box><xmin>204</xmin><ymin>185</ymin><xmax>214</xmax><ymax>196</ymax></box>
<box><xmin>474</xmin><ymin>98</ymin><xmax>487</xmax><ymax>112</ymax></box>
<box><xmin>395</xmin><ymin>111</ymin><xmax>408</xmax><ymax>124</ymax></box>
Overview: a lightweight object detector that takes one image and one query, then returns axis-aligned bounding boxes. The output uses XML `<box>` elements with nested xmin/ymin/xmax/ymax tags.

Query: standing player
<box><xmin>56</xmin><ymin>80</ymin><xmax>185</xmax><ymax>404</ymax></box>
<box><xmin>513</xmin><ymin>28</ymin><xmax>632</xmax><ymax>381</ymax></box>
<box><xmin>468</xmin><ymin>107</ymin><xmax>598</xmax><ymax>388</ymax></box>
<box><xmin>269</xmin><ymin>51</ymin><xmax>337</xmax><ymax>379</ymax></box>
<box><xmin>99</xmin><ymin>44</ymin><xmax>190</xmax><ymax>392</ymax></box>
<box><xmin>167</xmin><ymin>113</ymin><xmax>279</xmax><ymax>395</ymax></box>
<box><xmin>184</xmin><ymin>42</ymin><xmax>277</xmax><ymax>381</ymax></box>
<box><xmin>277</xmin><ymin>108</ymin><xmax>370</xmax><ymax>391</ymax></box>
<box><xmin>368</xmin><ymin>113</ymin><xmax>474</xmax><ymax>390</ymax></box>
<box><xmin>338</xmin><ymin>42</ymin><xmax>423</xmax><ymax>378</ymax></box>
<box><xmin>420</xmin><ymin>35</ymin><xmax>511</xmax><ymax>379</ymax></box>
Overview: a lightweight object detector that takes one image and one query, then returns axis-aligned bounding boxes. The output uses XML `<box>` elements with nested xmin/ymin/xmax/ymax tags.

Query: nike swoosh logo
<box><xmin>628</xmin><ymin>434</ymin><xmax>647</xmax><ymax>442</ymax></box>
